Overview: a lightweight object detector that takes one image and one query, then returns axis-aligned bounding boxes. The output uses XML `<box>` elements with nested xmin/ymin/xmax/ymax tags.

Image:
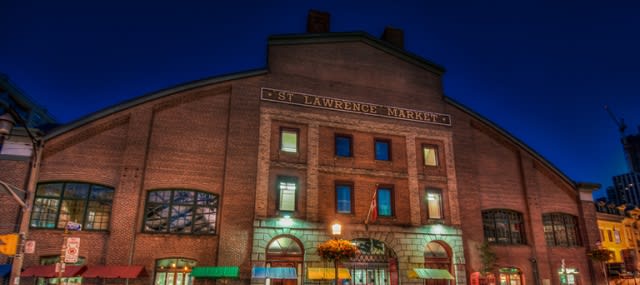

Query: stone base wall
<box><xmin>251</xmin><ymin>219</ymin><xmax>466</xmax><ymax>285</ymax></box>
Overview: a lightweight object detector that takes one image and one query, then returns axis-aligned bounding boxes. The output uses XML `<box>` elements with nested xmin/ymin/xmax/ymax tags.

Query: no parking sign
<box><xmin>64</xmin><ymin>237</ymin><xmax>80</xmax><ymax>263</ymax></box>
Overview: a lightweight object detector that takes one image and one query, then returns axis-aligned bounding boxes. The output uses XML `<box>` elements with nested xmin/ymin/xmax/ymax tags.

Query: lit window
<box><xmin>278</xmin><ymin>176</ymin><xmax>297</xmax><ymax>211</ymax></box>
<box><xmin>281</xmin><ymin>129</ymin><xmax>298</xmax><ymax>153</ymax></box>
<box><xmin>144</xmin><ymin>189</ymin><xmax>218</xmax><ymax>234</ymax></box>
<box><xmin>426</xmin><ymin>189</ymin><xmax>443</xmax><ymax>219</ymax></box>
<box><xmin>375</xmin><ymin>139</ymin><xmax>391</xmax><ymax>161</ymax></box>
<box><xmin>30</xmin><ymin>182</ymin><xmax>114</xmax><ymax>230</ymax></box>
<box><xmin>336</xmin><ymin>184</ymin><xmax>352</xmax><ymax>214</ymax></box>
<box><xmin>542</xmin><ymin>213</ymin><xmax>581</xmax><ymax>247</ymax></box>
<box><xmin>154</xmin><ymin>258</ymin><xmax>197</xmax><ymax>285</ymax></box>
<box><xmin>377</xmin><ymin>187</ymin><xmax>393</xmax><ymax>217</ymax></box>
<box><xmin>482</xmin><ymin>209</ymin><xmax>526</xmax><ymax>245</ymax></box>
<box><xmin>422</xmin><ymin>145</ymin><xmax>438</xmax><ymax>166</ymax></box>
<box><xmin>335</xmin><ymin>135</ymin><xmax>352</xmax><ymax>157</ymax></box>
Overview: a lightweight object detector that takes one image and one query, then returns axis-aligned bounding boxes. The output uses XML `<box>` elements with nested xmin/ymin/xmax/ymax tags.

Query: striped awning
<box><xmin>408</xmin><ymin>268</ymin><xmax>454</xmax><ymax>280</ymax></box>
<box><xmin>307</xmin><ymin>268</ymin><xmax>351</xmax><ymax>280</ymax></box>
<box><xmin>191</xmin><ymin>266</ymin><xmax>239</xmax><ymax>279</ymax></box>
<box><xmin>251</xmin><ymin>267</ymin><xmax>297</xmax><ymax>279</ymax></box>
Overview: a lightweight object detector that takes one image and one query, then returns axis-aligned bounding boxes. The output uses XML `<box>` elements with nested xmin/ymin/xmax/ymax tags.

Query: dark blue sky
<box><xmin>2</xmin><ymin>1</ymin><xmax>639</xmax><ymax>198</ymax></box>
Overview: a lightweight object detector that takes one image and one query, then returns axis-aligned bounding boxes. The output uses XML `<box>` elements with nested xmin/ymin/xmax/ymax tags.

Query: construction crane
<box><xmin>605</xmin><ymin>105</ymin><xmax>627</xmax><ymax>136</ymax></box>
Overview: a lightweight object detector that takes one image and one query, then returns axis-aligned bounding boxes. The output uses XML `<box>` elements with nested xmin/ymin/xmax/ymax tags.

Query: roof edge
<box><xmin>444</xmin><ymin>95</ymin><xmax>579</xmax><ymax>189</ymax></box>
<box><xmin>268</xmin><ymin>32</ymin><xmax>446</xmax><ymax>75</ymax></box>
<box><xmin>45</xmin><ymin>69</ymin><xmax>267</xmax><ymax>140</ymax></box>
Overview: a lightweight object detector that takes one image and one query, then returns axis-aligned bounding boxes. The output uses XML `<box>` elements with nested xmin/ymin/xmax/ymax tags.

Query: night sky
<box><xmin>2</xmin><ymin>1</ymin><xmax>640</xmax><ymax>199</ymax></box>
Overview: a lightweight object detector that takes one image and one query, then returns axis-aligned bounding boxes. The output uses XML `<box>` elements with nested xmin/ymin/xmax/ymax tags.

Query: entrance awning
<box><xmin>191</xmin><ymin>266</ymin><xmax>239</xmax><ymax>279</ymax></box>
<box><xmin>0</xmin><ymin>264</ymin><xmax>11</xmax><ymax>277</ymax></box>
<box><xmin>82</xmin><ymin>265</ymin><xmax>147</xmax><ymax>278</ymax></box>
<box><xmin>252</xmin><ymin>267</ymin><xmax>297</xmax><ymax>279</ymax></box>
<box><xmin>307</xmin><ymin>268</ymin><xmax>351</xmax><ymax>280</ymax></box>
<box><xmin>21</xmin><ymin>265</ymin><xmax>87</xmax><ymax>278</ymax></box>
<box><xmin>408</xmin><ymin>268</ymin><xmax>454</xmax><ymax>280</ymax></box>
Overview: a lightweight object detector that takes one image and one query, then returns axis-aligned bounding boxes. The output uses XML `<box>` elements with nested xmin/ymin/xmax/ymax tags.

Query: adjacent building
<box><xmin>0</xmin><ymin>13</ymin><xmax>603</xmax><ymax>285</ymax></box>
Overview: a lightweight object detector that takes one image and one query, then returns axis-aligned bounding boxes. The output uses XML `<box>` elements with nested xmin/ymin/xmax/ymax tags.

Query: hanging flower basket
<box><xmin>317</xmin><ymin>239</ymin><xmax>359</xmax><ymax>261</ymax></box>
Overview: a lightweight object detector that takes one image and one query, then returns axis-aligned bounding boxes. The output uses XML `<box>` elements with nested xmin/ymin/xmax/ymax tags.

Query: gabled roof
<box><xmin>268</xmin><ymin>32</ymin><xmax>446</xmax><ymax>75</ymax></box>
<box><xmin>42</xmin><ymin>31</ymin><xmax>588</xmax><ymax>191</ymax></box>
<box><xmin>45</xmin><ymin>69</ymin><xmax>267</xmax><ymax>140</ymax></box>
<box><xmin>445</xmin><ymin>96</ymin><xmax>578</xmax><ymax>189</ymax></box>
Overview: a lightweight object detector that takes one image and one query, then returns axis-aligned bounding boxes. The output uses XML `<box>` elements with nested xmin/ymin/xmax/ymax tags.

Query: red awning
<box><xmin>21</xmin><ymin>265</ymin><xmax>86</xmax><ymax>278</ymax></box>
<box><xmin>82</xmin><ymin>265</ymin><xmax>147</xmax><ymax>279</ymax></box>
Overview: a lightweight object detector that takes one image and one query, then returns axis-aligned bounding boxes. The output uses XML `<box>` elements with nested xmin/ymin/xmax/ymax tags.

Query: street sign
<box><xmin>64</xmin><ymin>237</ymin><xmax>80</xmax><ymax>263</ymax></box>
<box><xmin>24</xmin><ymin>240</ymin><xmax>35</xmax><ymax>254</ymax></box>
<box><xmin>65</xmin><ymin>222</ymin><xmax>82</xmax><ymax>232</ymax></box>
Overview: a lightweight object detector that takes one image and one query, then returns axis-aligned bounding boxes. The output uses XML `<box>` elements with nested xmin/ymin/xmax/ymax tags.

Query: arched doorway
<box><xmin>266</xmin><ymin>236</ymin><xmax>304</xmax><ymax>285</ymax></box>
<box><xmin>424</xmin><ymin>241</ymin><xmax>453</xmax><ymax>285</ymax></box>
<box><xmin>345</xmin><ymin>238</ymin><xmax>398</xmax><ymax>285</ymax></box>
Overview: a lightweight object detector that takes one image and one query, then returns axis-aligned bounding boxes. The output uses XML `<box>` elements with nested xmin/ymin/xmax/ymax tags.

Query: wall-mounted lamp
<box><xmin>0</xmin><ymin>112</ymin><xmax>16</xmax><ymax>137</ymax></box>
<box><xmin>331</xmin><ymin>223</ymin><xmax>341</xmax><ymax>236</ymax></box>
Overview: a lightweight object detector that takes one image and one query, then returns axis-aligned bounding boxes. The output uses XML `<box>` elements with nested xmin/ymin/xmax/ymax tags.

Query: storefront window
<box><xmin>154</xmin><ymin>258</ymin><xmax>197</xmax><ymax>285</ymax></box>
<box><xmin>498</xmin><ymin>268</ymin><xmax>521</xmax><ymax>285</ymax></box>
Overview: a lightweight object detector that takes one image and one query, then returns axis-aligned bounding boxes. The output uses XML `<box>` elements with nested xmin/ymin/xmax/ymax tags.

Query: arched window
<box><xmin>482</xmin><ymin>209</ymin><xmax>526</xmax><ymax>245</ymax></box>
<box><xmin>542</xmin><ymin>213</ymin><xmax>581</xmax><ymax>247</ymax></box>
<box><xmin>30</xmin><ymin>182</ymin><xmax>114</xmax><ymax>230</ymax></box>
<box><xmin>144</xmin><ymin>189</ymin><xmax>218</xmax><ymax>235</ymax></box>
<box><xmin>154</xmin><ymin>258</ymin><xmax>197</xmax><ymax>285</ymax></box>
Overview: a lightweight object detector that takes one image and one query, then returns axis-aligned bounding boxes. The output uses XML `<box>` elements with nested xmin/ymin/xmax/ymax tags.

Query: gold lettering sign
<box><xmin>261</xmin><ymin>87</ymin><xmax>452</xmax><ymax>126</ymax></box>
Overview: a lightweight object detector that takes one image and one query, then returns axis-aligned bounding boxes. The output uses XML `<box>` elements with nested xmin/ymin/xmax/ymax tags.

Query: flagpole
<box><xmin>364</xmin><ymin>185</ymin><xmax>378</xmax><ymax>229</ymax></box>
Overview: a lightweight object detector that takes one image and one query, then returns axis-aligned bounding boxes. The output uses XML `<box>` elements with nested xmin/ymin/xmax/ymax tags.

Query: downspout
<box><xmin>517</xmin><ymin>151</ymin><xmax>541</xmax><ymax>285</ymax></box>
<box><xmin>127</xmin><ymin>111</ymin><xmax>155</xmax><ymax>285</ymax></box>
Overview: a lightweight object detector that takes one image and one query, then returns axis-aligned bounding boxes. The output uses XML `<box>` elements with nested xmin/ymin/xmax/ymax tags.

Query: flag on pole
<box><xmin>365</xmin><ymin>190</ymin><xmax>378</xmax><ymax>227</ymax></box>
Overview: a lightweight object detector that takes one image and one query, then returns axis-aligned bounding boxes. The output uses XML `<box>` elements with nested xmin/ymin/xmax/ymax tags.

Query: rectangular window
<box><xmin>278</xmin><ymin>176</ymin><xmax>297</xmax><ymax>211</ymax></box>
<box><xmin>335</xmin><ymin>183</ymin><xmax>352</xmax><ymax>214</ymax></box>
<box><xmin>422</xmin><ymin>145</ymin><xmax>438</xmax><ymax>166</ymax></box>
<box><xmin>607</xmin><ymin>230</ymin><xmax>613</xmax><ymax>242</ymax></box>
<box><xmin>280</xmin><ymin>129</ymin><xmax>298</xmax><ymax>153</ymax></box>
<box><xmin>426</xmin><ymin>189</ymin><xmax>443</xmax><ymax>219</ymax></box>
<box><xmin>335</xmin><ymin>134</ymin><xmax>352</xmax><ymax>157</ymax></box>
<box><xmin>375</xmin><ymin>139</ymin><xmax>391</xmax><ymax>161</ymax></box>
<box><xmin>377</xmin><ymin>187</ymin><xmax>393</xmax><ymax>217</ymax></box>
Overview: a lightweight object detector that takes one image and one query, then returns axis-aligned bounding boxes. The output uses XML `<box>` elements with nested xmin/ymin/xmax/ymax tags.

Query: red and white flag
<box><xmin>365</xmin><ymin>190</ymin><xmax>378</xmax><ymax>225</ymax></box>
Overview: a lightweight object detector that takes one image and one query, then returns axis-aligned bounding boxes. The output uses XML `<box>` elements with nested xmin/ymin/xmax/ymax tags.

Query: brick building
<box><xmin>1</xmin><ymin>14</ymin><xmax>602</xmax><ymax>285</ymax></box>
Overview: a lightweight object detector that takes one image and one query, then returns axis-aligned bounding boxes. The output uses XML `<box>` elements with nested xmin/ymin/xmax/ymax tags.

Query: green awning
<box><xmin>191</xmin><ymin>266</ymin><xmax>239</xmax><ymax>279</ymax></box>
<box><xmin>408</xmin><ymin>268</ymin><xmax>454</xmax><ymax>280</ymax></box>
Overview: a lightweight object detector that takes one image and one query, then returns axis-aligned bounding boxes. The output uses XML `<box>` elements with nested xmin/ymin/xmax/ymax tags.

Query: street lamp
<box><xmin>331</xmin><ymin>223</ymin><xmax>341</xmax><ymax>285</ymax></box>
<box><xmin>0</xmin><ymin>109</ymin><xmax>44</xmax><ymax>285</ymax></box>
<box><xmin>331</xmin><ymin>223</ymin><xmax>341</xmax><ymax>236</ymax></box>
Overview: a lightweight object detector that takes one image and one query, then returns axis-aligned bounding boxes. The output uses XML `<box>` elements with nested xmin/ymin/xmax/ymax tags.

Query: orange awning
<box><xmin>21</xmin><ymin>265</ymin><xmax>86</xmax><ymax>278</ymax></box>
<box><xmin>307</xmin><ymin>268</ymin><xmax>351</xmax><ymax>280</ymax></box>
<box><xmin>82</xmin><ymin>265</ymin><xmax>147</xmax><ymax>279</ymax></box>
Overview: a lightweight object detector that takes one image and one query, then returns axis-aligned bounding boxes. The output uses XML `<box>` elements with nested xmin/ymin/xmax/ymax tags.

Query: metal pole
<box><xmin>9</xmin><ymin>139</ymin><xmax>43</xmax><ymax>285</ymax></box>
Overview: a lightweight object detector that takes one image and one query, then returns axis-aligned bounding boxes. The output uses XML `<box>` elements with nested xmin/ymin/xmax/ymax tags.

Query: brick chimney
<box><xmin>381</xmin><ymin>26</ymin><xmax>404</xmax><ymax>49</ymax></box>
<box><xmin>307</xmin><ymin>10</ymin><xmax>330</xmax><ymax>33</ymax></box>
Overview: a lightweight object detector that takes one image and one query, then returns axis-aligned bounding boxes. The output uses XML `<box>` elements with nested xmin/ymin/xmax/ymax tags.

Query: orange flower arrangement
<box><xmin>317</xmin><ymin>239</ymin><xmax>359</xmax><ymax>261</ymax></box>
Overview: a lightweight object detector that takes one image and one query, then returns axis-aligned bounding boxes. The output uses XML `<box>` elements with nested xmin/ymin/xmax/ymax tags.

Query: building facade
<box><xmin>1</xmin><ymin>18</ymin><xmax>602</xmax><ymax>285</ymax></box>
<box><xmin>609</xmin><ymin>172</ymin><xmax>640</xmax><ymax>206</ymax></box>
<box><xmin>594</xmin><ymin>202</ymin><xmax>640</xmax><ymax>277</ymax></box>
